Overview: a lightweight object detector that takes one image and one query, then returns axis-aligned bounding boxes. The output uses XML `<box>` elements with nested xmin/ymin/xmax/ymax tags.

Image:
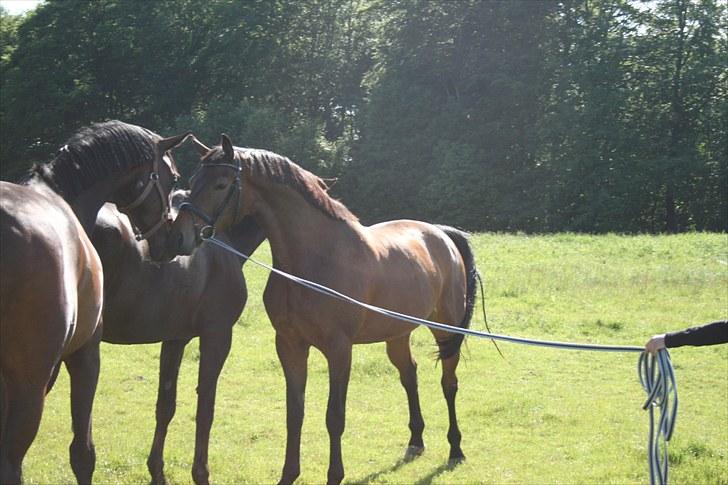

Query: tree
<box><xmin>343</xmin><ymin>0</ymin><xmax>555</xmax><ymax>229</ymax></box>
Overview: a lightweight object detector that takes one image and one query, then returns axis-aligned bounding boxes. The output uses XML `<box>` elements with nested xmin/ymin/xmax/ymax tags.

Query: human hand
<box><xmin>645</xmin><ymin>334</ymin><xmax>666</xmax><ymax>355</ymax></box>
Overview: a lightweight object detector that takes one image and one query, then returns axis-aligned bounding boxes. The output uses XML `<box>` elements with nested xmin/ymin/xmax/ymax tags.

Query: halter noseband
<box><xmin>118</xmin><ymin>154</ymin><xmax>175</xmax><ymax>241</ymax></box>
<box><xmin>179</xmin><ymin>161</ymin><xmax>242</xmax><ymax>240</ymax></box>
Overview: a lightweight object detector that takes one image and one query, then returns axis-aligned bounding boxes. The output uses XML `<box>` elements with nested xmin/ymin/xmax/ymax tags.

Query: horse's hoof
<box><xmin>404</xmin><ymin>445</ymin><xmax>425</xmax><ymax>461</ymax></box>
<box><xmin>149</xmin><ymin>475</ymin><xmax>168</xmax><ymax>485</ymax></box>
<box><xmin>192</xmin><ymin>465</ymin><xmax>210</xmax><ymax>485</ymax></box>
<box><xmin>448</xmin><ymin>455</ymin><xmax>466</xmax><ymax>467</ymax></box>
<box><xmin>278</xmin><ymin>474</ymin><xmax>299</xmax><ymax>485</ymax></box>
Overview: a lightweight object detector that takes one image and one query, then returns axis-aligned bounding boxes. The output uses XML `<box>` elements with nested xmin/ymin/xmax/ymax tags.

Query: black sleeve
<box><xmin>664</xmin><ymin>320</ymin><xmax>728</xmax><ymax>348</ymax></box>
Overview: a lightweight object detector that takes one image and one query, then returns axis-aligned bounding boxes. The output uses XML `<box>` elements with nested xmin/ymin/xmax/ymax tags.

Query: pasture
<box><xmin>23</xmin><ymin>233</ymin><xmax>727</xmax><ymax>484</ymax></box>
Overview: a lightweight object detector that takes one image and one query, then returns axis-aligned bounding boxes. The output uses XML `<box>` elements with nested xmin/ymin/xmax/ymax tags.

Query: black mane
<box><xmin>28</xmin><ymin>121</ymin><xmax>159</xmax><ymax>199</ymax></box>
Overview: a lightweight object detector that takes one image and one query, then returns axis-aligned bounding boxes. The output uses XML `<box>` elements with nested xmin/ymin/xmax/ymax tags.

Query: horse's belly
<box><xmin>100</xmin><ymin>296</ymin><xmax>199</xmax><ymax>344</ymax></box>
<box><xmin>353</xmin><ymin>316</ymin><xmax>418</xmax><ymax>344</ymax></box>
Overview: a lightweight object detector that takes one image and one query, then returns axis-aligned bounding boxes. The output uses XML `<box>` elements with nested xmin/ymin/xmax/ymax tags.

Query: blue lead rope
<box><xmin>639</xmin><ymin>350</ymin><xmax>679</xmax><ymax>485</ymax></box>
<box><xmin>205</xmin><ymin>235</ymin><xmax>678</xmax><ymax>484</ymax></box>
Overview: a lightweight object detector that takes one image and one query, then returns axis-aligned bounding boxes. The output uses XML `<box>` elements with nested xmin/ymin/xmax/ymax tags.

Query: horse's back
<box><xmin>0</xmin><ymin>181</ymin><xmax>103</xmax><ymax>368</ymax></box>
<box><xmin>367</xmin><ymin>219</ymin><xmax>464</xmax><ymax>280</ymax></box>
<box><xmin>346</xmin><ymin>220</ymin><xmax>467</xmax><ymax>343</ymax></box>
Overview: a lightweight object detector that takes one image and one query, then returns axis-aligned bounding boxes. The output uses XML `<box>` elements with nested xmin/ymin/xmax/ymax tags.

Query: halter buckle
<box><xmin>200</xmin><ymin>225</ymin><xmax>215</xmax><ymax>240</ymax></box>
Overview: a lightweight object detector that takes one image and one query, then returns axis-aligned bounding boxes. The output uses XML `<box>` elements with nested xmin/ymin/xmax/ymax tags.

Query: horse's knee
<box><xmin>325</xmin><ymin>409</ymin><xmax>346</xmax><ymax>438</ymax></box>
<box><xmin>441</xmin><ymin>377</ymin><xmax>458</xmax><ymax>399</ymax></box>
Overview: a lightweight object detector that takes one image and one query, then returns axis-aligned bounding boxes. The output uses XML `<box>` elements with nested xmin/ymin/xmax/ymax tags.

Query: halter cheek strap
<box><xmin>179</xmin><ymin>162</ymin><xmax>242</xmax><ymax>240</ymax></box>
<box><xmin>118</xmin><ymin>156</ymin><xmax>172</xmax><ymax>241</ymax></box>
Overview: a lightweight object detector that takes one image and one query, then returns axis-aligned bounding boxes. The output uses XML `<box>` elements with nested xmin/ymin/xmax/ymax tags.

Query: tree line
<box><xmin>1</xmin><ymin>0</ymin><xmax>726</xmax><ymax>232</ymax></box>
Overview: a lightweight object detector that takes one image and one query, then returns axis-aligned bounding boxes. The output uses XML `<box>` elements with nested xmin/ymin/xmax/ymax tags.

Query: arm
<box><xmin>664</xmin><ymin>320</ymin><xmax>728</xmax><ymax>348</ymax></box>
<box><xmin>645</xmin><ymin>320</ymin><xmax>728</xmax><ymax>354</ymax></box>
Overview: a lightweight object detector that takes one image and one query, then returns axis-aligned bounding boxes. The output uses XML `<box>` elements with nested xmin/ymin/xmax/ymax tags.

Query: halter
<box><xmin>179</xmin><ymin>160</ymin><xmax>242</xmax><ymax>240</ymax></box>
<box><xmin>118</xmin><ymin>154</ymin><xmax>175</xmax><ymax>241</ymax></box>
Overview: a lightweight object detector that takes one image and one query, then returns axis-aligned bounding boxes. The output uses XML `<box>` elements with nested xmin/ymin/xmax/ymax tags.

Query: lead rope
<box><xmin>203</xmin><ymin>235</ymin><xmax>677</xmax><ymax>484</ymax></box>
<box><xmin>639</xmin><ymin>350</ymin><xmax>678</xmax><ymax>485</ymax></box>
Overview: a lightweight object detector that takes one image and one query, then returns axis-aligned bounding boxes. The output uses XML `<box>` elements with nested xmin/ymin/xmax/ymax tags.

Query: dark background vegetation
<box><xmin>1</xmin><ymin>0</ymin><xmax>726</xmax><ymax>233</ymax></box>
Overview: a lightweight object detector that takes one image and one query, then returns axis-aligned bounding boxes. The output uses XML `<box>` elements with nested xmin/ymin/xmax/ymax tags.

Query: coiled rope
<box><xmin>205</xmin><ymin>235</ymin><xmax>678</xmax><ymax>484</ymax></box>
<box><xmin>639</xmin><ymin>350</ymin><xmax>679</xmax><ymax>485</ymax></box>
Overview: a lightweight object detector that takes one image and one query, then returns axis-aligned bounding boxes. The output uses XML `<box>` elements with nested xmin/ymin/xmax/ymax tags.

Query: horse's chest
<box><xmin>263</xmin><ymin>275</ymin><xmax>363</xmax><ymax>347</ymax></box>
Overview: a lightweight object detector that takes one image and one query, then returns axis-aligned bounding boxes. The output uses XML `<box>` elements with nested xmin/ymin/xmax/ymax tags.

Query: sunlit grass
<box><xmin>23</xmin><ymin>233</ymin><xmax>727</xmax><ymax>484</ymax></box>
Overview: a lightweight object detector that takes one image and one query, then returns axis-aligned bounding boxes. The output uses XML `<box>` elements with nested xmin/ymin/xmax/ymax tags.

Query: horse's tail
<box><xmin>435</xmin><ymin>225</ymin><xmax>477</xmax><ymax>361</ymax></box>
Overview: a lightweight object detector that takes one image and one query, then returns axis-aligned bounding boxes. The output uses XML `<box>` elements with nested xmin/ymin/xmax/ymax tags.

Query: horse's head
<box><xmin>167</xmin><ymin>134</ymin><xmax>248</xmax><ymax>258</ymax></box>
<box><xmin>170</xmin><ymin>188</ymin><xmax>190</xmax><ymax>218</ymax></box>
<box><xmin>112</xmin><ymin>130</ymin><xmax>191</xmax><ymax>261</ymax></box>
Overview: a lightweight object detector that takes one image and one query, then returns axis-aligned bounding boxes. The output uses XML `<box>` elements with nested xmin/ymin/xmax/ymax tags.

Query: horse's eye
<box><xmin>215</xmin><ymin>182</ymin><xmax>228</xmax><ymax>191</ymax></box>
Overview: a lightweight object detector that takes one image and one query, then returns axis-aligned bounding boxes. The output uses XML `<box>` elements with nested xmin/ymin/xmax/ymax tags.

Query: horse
<box><xmin>166</xmin><ymin>135</ymin><xmax>479</xmax><ymax>485</ymax></box>
<box><xmin>0</xmin><ymin>121</ymin><xmax>190</xmax><ymax>484</ymax></box>
<box><xmin>90</xmin><ymin>196</ymin><xmax>265</xmax><ymax>485</ymax></box>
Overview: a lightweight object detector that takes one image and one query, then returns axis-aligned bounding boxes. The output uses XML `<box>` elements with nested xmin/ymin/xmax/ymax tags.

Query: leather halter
<box><xmin>118</xmin><ymin>154</ymin><xmax>174</xmax><ymax>241</ymax></box>
<box><xmin>179</xmin><ymin>160</ymin><xmax>242</xmax><ymax>240</ymax></box>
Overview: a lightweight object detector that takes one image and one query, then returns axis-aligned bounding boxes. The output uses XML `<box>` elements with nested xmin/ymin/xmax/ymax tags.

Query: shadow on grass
<box><xmin>413</xmin><ymin>460</ymin><xmax>461</xmax><ymax>485</ymax></box>
<box><xmin>349</xmin><ymin>457</ymin><xmax>411</xmax><ymax>484</ymax></box>
<box><xmin>350</xmin><ymin>457</ymin><xmax>462</xmax><ymax>485</ymax></box>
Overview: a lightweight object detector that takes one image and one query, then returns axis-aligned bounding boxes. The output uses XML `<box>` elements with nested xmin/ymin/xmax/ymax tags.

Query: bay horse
<box><xmin>0</xmin><ymin>121</ymin><xmax>190</xmax><ymax>484</ymax></box>
<box><xmin>167</xmin><ymin>135</ymin><xmax>478</xmax><ymax>485</ymax></box>
<box><xmin>91</xmin><ymin>198</ymin><xmax>264</xmax><ymax>484</ymax></box>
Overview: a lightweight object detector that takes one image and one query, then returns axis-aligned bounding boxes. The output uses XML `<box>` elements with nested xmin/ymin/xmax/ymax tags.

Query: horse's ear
<box><xmin>221</xmin><ymin>134</ymin><xmax>234</xmax><ymax>161</ymax></box>
<box><xmin>157</xmin><ymin>132</ymin><xmax>192</xmax><ymax>154</ymax></box>
<box><xmin>190</xmin><ymin>136</ymin><xmax>211</xmax><ymax>156</ymax></box>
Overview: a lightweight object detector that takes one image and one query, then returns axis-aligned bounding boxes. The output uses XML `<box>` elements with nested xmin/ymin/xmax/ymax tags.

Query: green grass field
<box><xmin>22</xmin><ymin>233</ymin><xmax>727</xmax><ymax>484</ymax></box>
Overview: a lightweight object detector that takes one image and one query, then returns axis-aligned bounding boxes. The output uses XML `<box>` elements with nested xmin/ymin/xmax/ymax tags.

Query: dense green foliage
<box><xmin>1</xmin><ymin>0</ymin><xmax>726</xmax><ymax>232</ymax></box>
<box><xmin>22</xmin><ymin>233</ymin><xmax>728</xmax><ymax>484</ymax></box>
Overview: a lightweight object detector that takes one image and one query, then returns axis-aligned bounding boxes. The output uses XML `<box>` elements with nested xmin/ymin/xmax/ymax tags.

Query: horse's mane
<box><xmin>26</xmin><ymin>121</ymin><xmax>159</xmax><ymax>200</ymax></box>
<box><xmin>205</xmin><ymin>146</ymin><xmax>357</xmax><ymax>223</ymax></box>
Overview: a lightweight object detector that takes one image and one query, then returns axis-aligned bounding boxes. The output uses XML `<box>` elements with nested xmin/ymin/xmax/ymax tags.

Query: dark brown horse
<box><xmin>91</xmin><ymin>197</ymin><xmax>264</xmax><ymax>484</ymax></box>
<box><xmin>167</xmin><ymin>135</ymin><xmax>478</xmax><ymax>485</ymax></box>
<box><xmin>0</xmin><ymin>121</ymin><xmax>189</xmax><ymax>484</ymax></box>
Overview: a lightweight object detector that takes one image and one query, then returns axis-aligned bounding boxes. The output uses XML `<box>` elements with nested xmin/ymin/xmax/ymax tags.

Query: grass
<box><xmin>22</xmin><ymin>233</ymin><xmax>727</xmax><ymax>484</ymax></box>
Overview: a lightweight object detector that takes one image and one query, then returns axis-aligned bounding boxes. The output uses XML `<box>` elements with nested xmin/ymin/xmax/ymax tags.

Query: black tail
<box><xmin>435</xmin><ymin>225</ymin><xmax>477</xmax><ymax>360</ymax></box>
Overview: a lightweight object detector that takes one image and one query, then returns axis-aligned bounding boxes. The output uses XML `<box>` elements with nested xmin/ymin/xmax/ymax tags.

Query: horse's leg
<box><xmin>64</xmin><ymin>328</ymin><xmax>102</xmax><ymax>485</ymax></box>
<box><xmin>0</xmin><ymin>374</ymin><xmax>5</xmax><ymax>440</ymax></box>
<box><xmin>0</xmin><ymin>372</ymin><xmax>47</xmax><ymax>485</ymax></box>
<box><xmin>440</xmin><ymin>351</ymin><xmax>465</xmax><ymax>463</ymax></box>
<box><xmin>147</xmin><ymin>339</ymin><xmax>188</xmax><ymax>485</ymax></box>
<box><xmin>276</xmin><ymin>333</ymin><xmax>310</xmax><ymax>485</ymax></box>
<box><xmin>385</xmin><ymin>334</ymin><xmax>425</xmax><ymax>459</ymax></box>
<box><xmin>191</xmin><ymin>327</ymin><xmax>232</xmax><ymax>485</ymax></box>
<box><xmin>324</xmin><ymin>340</ymin><xmax>353</xmax><ymax>485</ymax></box>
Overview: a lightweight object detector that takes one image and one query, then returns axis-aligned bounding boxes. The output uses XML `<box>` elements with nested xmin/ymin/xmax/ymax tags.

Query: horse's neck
<box><xmin>70</xmin><ymin>183</ymin><xmax>113</xmax><ymax>234</ymax></box>
<box><xmin>29</xmin><ymin>170</ymin><xmax>115</xmax><ymax>235</ymax></box>
<box><xmin>225</xmin><ymin>216</ymin><xmax>267</xmax><ymax>258</ymax></box>
<box><xmin>252</xmin><ymin>182</ymin><xmax>359</xmax><ymax>272</ymax></box>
